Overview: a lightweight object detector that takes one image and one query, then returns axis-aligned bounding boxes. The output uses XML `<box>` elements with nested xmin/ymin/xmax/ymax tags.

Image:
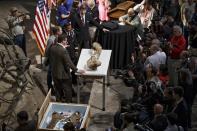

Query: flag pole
<box><xmin>32</xmin><ymin>0</ymin><xmax>52</xmax><ymax>69</ymax></box>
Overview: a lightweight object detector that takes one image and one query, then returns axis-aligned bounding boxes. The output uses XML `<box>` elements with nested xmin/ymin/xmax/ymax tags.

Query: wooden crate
<box><xmin>109</xmin><ymin>1</ymin><xmax>135</xmax><ymax>19</ymax></box>
<box><xmin>37</xmin><ymin>90</ymin><xmax>90</xmax><ymax>131</ymax></box>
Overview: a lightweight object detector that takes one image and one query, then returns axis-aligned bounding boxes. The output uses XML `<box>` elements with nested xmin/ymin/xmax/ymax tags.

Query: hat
<box><xmin>10</xmin><ymin>7</ymin><xmax>18</xmax><ymax>13</ymax></box>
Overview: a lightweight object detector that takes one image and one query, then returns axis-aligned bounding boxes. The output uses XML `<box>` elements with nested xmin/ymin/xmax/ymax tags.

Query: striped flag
<box><xmin>33</xmin><ymin>0</ymin><xmax>51</xmax><ymax>56</ymax></box>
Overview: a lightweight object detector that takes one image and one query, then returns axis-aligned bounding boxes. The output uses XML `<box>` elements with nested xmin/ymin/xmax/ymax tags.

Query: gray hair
<box><xmin>151</xmin><ymin>39</ymin><xmax>161</xmax><ymax>46</ymax></box>
<box><xmin>173</xmin><ymin>25</ymin><xmax>183</xmax><ymax>34</ymax></box>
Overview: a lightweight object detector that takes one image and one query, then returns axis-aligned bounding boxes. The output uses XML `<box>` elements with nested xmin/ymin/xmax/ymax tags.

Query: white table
<box><xmin>76</xmin><ymin>49</ymin><xmax>112</xmax><ymax>111</ymax></box>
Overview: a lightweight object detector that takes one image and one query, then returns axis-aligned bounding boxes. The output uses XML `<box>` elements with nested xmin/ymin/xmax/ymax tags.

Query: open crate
<box><xmin>37</xmin><ymin>90</ymin><xmax>90</xmax><ymax>131</ymax></box>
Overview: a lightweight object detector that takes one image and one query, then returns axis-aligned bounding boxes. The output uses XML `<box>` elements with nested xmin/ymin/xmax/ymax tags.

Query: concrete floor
<box><xmin>85</xmin><ymin>76</ymin><xmax>133</xmax><ymax>131</ymax></box>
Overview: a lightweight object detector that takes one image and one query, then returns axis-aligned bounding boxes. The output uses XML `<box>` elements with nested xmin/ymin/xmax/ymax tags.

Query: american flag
<box><xmin>33</xmin><ymin>0</ymin><xmax>51</xmax><ymax>55</ymax></box>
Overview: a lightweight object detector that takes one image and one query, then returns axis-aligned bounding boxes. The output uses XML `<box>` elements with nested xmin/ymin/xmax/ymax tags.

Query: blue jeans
<box><xmin>14</xmin><ymin>34</ymin><xmax>26</xmax><ymax>56</ymax></box>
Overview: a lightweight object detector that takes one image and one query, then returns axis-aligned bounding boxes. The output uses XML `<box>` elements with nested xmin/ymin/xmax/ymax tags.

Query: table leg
<box><xmin>107</xmin><ymin>69</ymin><xmax>110</xmax><ymax>86</ymax></box>
<box><xmin>102</xmin><ymin>77</ymin><xmax>105</xmax><ymax>111</ymax></box>
<box><xmin>77</xmin><ymin>76</ymin><xmax>80</xmax><ymax>103</ymax></box>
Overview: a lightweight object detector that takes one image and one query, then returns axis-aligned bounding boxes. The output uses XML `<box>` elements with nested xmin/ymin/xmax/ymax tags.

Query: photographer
<box><xmin>167</xmin><ymin>25</ymin><xmax>186</xmax><ymax>86</ymax></box>
<box><xmin>149</xmin><ymin>104</ymin><xmax>168</xmax><ymax>131</ymax></box>
<box><xmin>144</xmin><ymin>43</ymin><xmax>166</xmax><ymax>70</ymax></box>
<box><xmin>189</xmin><ymin>57</ymin><xmax>197</xmax><ymax>105</ymax></box>
<box><xmin>164</xmin><ymin>113</ymin><xmax>184</xmax><ymax>131</ymax></box>
<box><xmin>172</xmin><ymin>87</ymin><xmax>189</xmax><ymax>131</ymax></box>
<box><xmin>162</xmin><ymin>87</ymin><xmax>175</xmax><ymax>113</ymax></box>
<box><xmin>122</xmin><ymin>113</ymin><xmax>135</xmax><ymax>131</ymax></box>
<box><xmin>159</xmin><ymin>11</ymin><xmax>176</xmax><ymax>40</ymax></box>
<box><xmin>7</xmin><ymin>7</ymin><xmax>30</xmax><ymax>56</ymax></box>
<box><xmin>178</xmin><ymin>51</ymin><xmax>193</xmax><ymax>129</ymax></box>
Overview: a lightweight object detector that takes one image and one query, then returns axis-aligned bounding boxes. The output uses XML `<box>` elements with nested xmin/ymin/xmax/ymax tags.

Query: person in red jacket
<box><xmin>169</xmin><ymin>25</ymin><xmax>187</xmax><ymax>59</ymax></box>
<box><xmin>168</xmin><ymin>25</ymin><xmax>186</xmax><ymax>86</ymax></box>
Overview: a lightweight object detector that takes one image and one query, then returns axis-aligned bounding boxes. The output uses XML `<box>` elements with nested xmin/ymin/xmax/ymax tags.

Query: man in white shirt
<box><xmin>144</xmin><ymin>41</ymin><xmax>166</xmax><ymax>70</ymax></box>
<box><xmin>119</xmin><ymin>8</ymin><xmax>143</xmax><ymax>36</ymax></box>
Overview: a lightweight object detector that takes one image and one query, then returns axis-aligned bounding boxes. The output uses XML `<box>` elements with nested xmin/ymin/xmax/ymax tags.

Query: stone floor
<box><xmin>85</xmin><ymin>76</ymin><xmax>133</xmax><ymax>131</ymax></box>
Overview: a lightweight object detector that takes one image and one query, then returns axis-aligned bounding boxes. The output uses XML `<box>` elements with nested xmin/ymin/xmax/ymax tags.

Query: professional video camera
<box><xmin>114</xmin><ymin>100</ymin><xmax>151</xmax><ymax>129</ymax></box>
<box><xmin>113</xmin><ymin>60</ymin><xmax>144</xmax><ymax>87</ymax></box>
<box><xmin>114</xmin><ymin>80</ymin><xmax>165</xmax><ymax>129</ymax></box>
<box><xmin>139</xmin><ymin>81</ymin><xmax>164</xmax><ymax>105</ymax></box>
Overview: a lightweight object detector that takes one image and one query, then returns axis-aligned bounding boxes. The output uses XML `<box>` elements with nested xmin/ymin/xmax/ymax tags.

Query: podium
<box><xmin>76</xmin><ymin>49</ymin><xmax>112</xmax><ymax>111</ymax></box>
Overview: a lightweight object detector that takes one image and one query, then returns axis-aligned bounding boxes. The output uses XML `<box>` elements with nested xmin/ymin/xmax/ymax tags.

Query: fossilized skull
<box><xmin>87</xmin><ymin>55</ymin><xmax>101</xmax><ymax>70</ymax></box>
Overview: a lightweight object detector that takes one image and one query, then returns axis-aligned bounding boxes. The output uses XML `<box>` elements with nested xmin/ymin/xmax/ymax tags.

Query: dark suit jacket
<box><xmin>70</xmin><ymin>9</ymin><xmax>103</xmax><ymax>41</ymax></box>
<box><xmin>49</xmin><ymin>44</ymin><xmax>77</xmax><ymax>80</ymax></box>
<box><xmin>173</xmin><ymin>99</ymin><xmax>188</xmax><ymax>130</ymax></box>
<box><xmin>87</xmin><ymin>5</ymin><xmax>100</xmax><ymax>26</ymax></box>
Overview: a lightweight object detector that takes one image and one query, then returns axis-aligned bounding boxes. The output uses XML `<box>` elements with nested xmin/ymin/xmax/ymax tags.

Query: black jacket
<box><xmin>70</xmin><ymin>9</ymin><xmax>103</xmax><ymax>41</ymax></box>
<box><xmin>49</xmin><ymin>44</ymin><xmax>77</xmax><ymax>79</ymax></box>
<box><xmin>172</xmin><ymin>99</ymin><xmax>188</xmax><ymax>130</ymax></box>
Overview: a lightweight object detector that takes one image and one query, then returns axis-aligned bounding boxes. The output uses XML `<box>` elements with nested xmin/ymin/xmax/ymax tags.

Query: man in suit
<box><xmin>172</xmin><ymin>86</ymin><xmax>189</xmax><ymax>131</ymax></box>
<box><xmin>149</xmin><ymin>104</ymin><xmax>168</xmax><ymax>131</ymax></box>
<box><xmin>70</xmin><ymin>3</ymin><xmax>108</xmax><ymax>49</ymax></box>
<box><xmin>48</xmin><ymin>34</ymin><xmax>84</xmax><ymax>102</ymax></box>
<box><xmin>45</xmin><ymin>26</ymin><xmax>62</xmax><ymax>92</ymax></box>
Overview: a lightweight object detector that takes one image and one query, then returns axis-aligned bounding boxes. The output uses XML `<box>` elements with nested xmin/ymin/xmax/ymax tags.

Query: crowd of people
<box><xmin>5</xmin><ymin>0</ymin><xmax>197</xmax><ymax>130</ymax></box>
<box><xmin>114</xmin><ymin>0</ymin><xmax>197</xmax><ymax>131</ymax></box>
